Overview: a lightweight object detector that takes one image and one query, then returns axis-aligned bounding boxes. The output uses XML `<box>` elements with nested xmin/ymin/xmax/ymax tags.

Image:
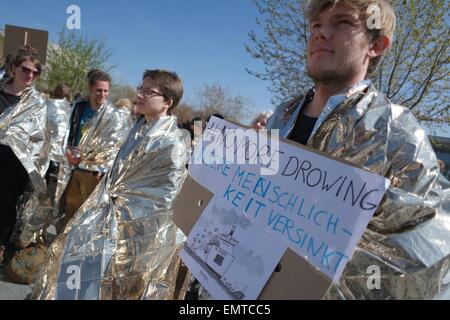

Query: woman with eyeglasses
<box><xmin>0</xmin><ymin>45</ymin><xmax>48</xmax><ymax>264</ymax></box>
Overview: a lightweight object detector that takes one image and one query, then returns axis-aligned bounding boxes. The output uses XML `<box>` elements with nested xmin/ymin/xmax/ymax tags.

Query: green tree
<box><xmin>44</xmin><ymin>29</ymin><xmax>113</xmax><ymax>95</ymax></box>
<box><xmin>246</xmin><ymin>0</ymin><xmax>450</xmax><ymax>125</ymax></box>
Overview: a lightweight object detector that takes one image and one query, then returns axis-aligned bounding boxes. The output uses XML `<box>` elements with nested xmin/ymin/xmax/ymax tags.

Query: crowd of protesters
<box><xmin>1</xmin><ymin>0</ymin><xmax>450</xmax><ymax>301</ymax></box>
<box><xmin>0</xmin><ymin>44</ymin><xmax>270</xmax><ymax>299</ymax></box>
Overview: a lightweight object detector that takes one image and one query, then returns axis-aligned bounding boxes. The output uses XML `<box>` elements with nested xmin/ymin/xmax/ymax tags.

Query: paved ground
<box><xmin>0</xmin><ymin>266</ymin><xmax>33</xmax><ymax>300</ymax></box>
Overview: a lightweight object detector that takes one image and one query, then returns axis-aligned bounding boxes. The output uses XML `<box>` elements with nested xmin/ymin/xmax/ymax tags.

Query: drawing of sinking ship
<box><xmin>205</xmin><ymin>225</ymin><xmax>238</xmax><ymax>276</ymax></box>
<box><xmin>188</xmin><ymin>225</ymin><xmax>245</xmax><ymax>299</ymax></box>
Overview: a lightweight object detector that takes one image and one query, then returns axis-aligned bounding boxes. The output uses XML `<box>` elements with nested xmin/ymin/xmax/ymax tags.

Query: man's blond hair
<box><xmin>306</xmin><ymin>0</ymin><xmax>396</xmax><ymax>75</ymax></box>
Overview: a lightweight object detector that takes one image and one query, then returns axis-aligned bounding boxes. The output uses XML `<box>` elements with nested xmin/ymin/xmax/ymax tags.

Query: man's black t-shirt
<box><xmin>0</xmin><ymin>89</ymin><xmax>21</xmax><ymax>115</ymax></box>
<box><xmin>288</xmin><ymin>110</ymin><xmax>318</xmax><ymax>145</ymax></box>
<box><xmin>288</xmin><ymin>90</ymin><xmax>318</xmax><ymax>145</ymax></box>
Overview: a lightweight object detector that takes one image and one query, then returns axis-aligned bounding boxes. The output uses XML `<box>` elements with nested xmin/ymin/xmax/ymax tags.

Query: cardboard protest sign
<box><xmin>180</xmin><ymin>196</ymin><xmax>286</xmax><ymax>299</ymax></box>
<box><xmin>174</xmin><ymin>117</ymin><xmax>390</xmax><ymax>299</ymax></box>
<box><xmin>4</xmin><ymin>25</ymin><xmax>48</xmax><ymax>64</ymax></box>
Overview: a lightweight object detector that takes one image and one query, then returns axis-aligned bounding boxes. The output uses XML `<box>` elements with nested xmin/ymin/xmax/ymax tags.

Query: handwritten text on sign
<box><xmin>189</xmin><ymin>117</ymin><xmax>389</xmax><ymax>281</ymax></box>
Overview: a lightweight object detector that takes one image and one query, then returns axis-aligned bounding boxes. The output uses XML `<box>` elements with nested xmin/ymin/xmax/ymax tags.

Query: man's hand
<box><xmin>66</xmin><ymin>148</ymin><xmax>81</xmax><ymax>165</ymax></box>
<box><xmin>96</xmin><ymin>172</ymin><xmax>104</xmax><ymax>181</ymax></box>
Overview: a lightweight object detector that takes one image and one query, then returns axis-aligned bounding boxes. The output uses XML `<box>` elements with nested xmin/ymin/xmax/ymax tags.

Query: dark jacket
<box><xmin>67</xmin><ymin>100</ymin><xmax>91</xmax><ymax>147</ymax></box>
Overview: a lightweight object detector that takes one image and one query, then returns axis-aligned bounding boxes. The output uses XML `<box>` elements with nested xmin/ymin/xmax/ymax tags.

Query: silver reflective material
<box><xmin>47</xmin><ymin>98</ymin><xmax>72</xmax><ymax>163</ymax></box>
<box><xmin>15</xmin><ymin>190</ymin><xmax>53</xmax><ymax>247</ymax></box>
<box><xmin>34</xmin><ymin>116</ymin><xmax>189</xmax><ymax>300</ymax></box>
<box><xmin>267</xmin><ymin>85</ymin><xmax>450</xmax><ymax>299</ymax></box>
<box><xmin>46</xmin><ymin>98</ymin><xmax>72</xmax><ymax>212</ymax></box>
<box><xmin>53</xmin><ymin>159</ymin><xmax>71</xmax><ymax>211</ymax></box>
<box><xmin>17</xmin><ymin>101</ymin><xmax>132</xmax><ymax>248</ymax></box>
<box><xmin>0</xmin><ymin>86</ymin><xmax>50</xmax><ymax>194</ymax></box>
<box><xmin>16</xmin><ymin>98</ymin><xmax>72</xmax><ymax>247</ymax></box>
<box><xmin>55</xmin><ymin>102</ymin><xmax>133</xmax><ymax>207</ymax></box>
<box><xmin>77</xmin><ymin>102</ymin><xmax>133</xmax><ymax>173</ymax></box>
<box><xmin>0</xmin><ymin>87</ymin><xmax>52</xmax><ymax>248</ymax></box>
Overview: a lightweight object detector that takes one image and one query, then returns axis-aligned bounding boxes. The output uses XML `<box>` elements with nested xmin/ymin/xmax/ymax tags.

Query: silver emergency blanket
<box><xmin>0</xmin><ymin>86</ymin><xmax>50</xmax><ymax>194</ymax></box>
<box><xmin>14</xmin><ymin>98</ymin><xmax>72</xmax><ymax>247</ymax></box>
<box><xmin>77</xmin><ymin>102</ymin><xmax>132</xmax><ymax>173</ymax></box>
<box><xmin>17</xmin><ymin>101</ymin><xmax>132</xmax><ymax>248</ymax></box>
<box><xmin>55</xmin><ymin>102</ymin><xmax>133</xmax><ymax>208</ymax></box>
<box><xmin>47</xmin><ymin>98</ymin><xmax>72</xmax><ymax>163</ymax></box>
<box><xmin>15</xmin><ymin>190</ymin><xmax>53</xmax><ymax>247</ymax></box>
<box><xmin>0</xmin><ymin>87</ymin><xmax>52</xmax><ymax>248</ymax></box>
<box><xmin>267</xmin><ymin>85</ymin><xmax>450</xmax><ymax>299</ymax></box>
<box><xmin>34</xmin><ymin>115</ymin><xmax>190</xmax><ymax>300</ymax></box>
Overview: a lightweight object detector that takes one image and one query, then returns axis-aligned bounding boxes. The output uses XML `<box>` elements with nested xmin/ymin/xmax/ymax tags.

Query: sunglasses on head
<box><xmin>20</xmin><ymin>65</ymin><xmax>39</xmax><ymax>77</ymax></box>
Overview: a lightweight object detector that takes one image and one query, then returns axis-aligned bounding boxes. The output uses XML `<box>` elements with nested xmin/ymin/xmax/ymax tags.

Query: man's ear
<box><xmin>368</xmin><ymin>34</ymin><xmax>391</xmax><ymax>58</ymax></box>
<box><xmin>165</xmin><ymin>98</ymin><xmax>174</xmax><ymax>112</ymax></box>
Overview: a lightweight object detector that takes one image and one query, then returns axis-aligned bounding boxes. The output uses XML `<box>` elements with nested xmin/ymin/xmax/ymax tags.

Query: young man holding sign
<box><xmin>267</xmin><ymin>0</ymin><xmax>450</xmax><ymax>299</ymax></box>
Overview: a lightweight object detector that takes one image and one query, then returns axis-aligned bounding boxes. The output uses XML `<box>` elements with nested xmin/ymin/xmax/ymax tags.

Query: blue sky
<box><xmin>1</xmin><ymin>0</ymin><xmax>275</xmax><ymax>123</ymax></box>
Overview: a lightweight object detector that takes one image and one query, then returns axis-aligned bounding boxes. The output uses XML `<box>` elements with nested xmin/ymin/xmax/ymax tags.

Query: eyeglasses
<box><xmin>136</xmin><ymin>86</ymin><xmax>165</xmax><ymax>99</ymax></box>
<box><xmin>20</xmin><ymin>65</ymin><xmax>39</xmax><ymax>77</ymax></box>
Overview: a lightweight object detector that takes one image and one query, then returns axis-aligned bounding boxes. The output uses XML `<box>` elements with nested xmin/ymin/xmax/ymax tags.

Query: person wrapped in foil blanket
<box><xmin>34</xmin><ymin>69</ymin><xmax>191</xmax><ymax>300</ymax></box>
<box><xmin>14</xmin><ymin>97</ymin><xmax>72</xmax><ymax>247</ymax></box>
<box><xmin>265</xmin><ymin>0</ymin><xmax>450</xmax><ymax>300</ymax></box>
<box><xmin>54</xmin><ymin>101</ymin><xmax>133</xmax><ymax>211</ymax></box>
<box><xmin>0</xmin><ymin>86</ymin><xmax>52</xmax><ymax>248</ymax></box>
<box><xmin>268</xmin><ymin>83</ymin><xmax>450</xmax><ymax>299</ymax></box>
<box><xmin>0</xmin><ymin>86</ymin><xmax>50</xmax><ymax>195</ymax></box>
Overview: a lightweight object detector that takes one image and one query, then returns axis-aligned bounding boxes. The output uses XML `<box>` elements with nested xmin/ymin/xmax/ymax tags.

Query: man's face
<box><xmin>307</xmin><ymin>3</ymin><xmax>371</xmax><ymax>83</ymax></box>
<box><xmin>90</xmin><ymin>80</ymin><xmax>109</xmax><ymax>106</ymax></box>
<box><xmin>136</xmin><ymin>77</ymin><xmax>170</xmax><ymax>118</ymax></box>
